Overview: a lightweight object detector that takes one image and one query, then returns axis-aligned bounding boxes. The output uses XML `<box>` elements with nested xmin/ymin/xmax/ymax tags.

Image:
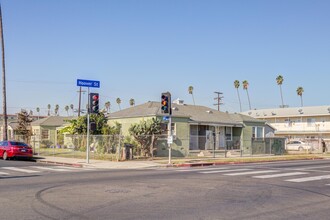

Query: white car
<box><xmin>286</xmin><ymin>141</ymin><xmax>312</xmax><ymax>151</ymax></box>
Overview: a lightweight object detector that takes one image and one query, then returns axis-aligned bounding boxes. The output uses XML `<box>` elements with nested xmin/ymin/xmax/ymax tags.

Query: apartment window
<box><xmin>252</xmin><ymin>126</ymin><xmax>264</xmax><ymax>138</ymax></box>
<box><xmin>225</xmin><ymin>127</ymin><xmax>232</xmax><ymax>141</ymax></box>
<box><xmin>307</xmin><ymin>118</ymin><xmax>315</xmax><ymax>127</ymax></box>
<box><xmin>41</xmin><ymin>130</ymin><xmax>49</xmax><ymax>139</ymax></box>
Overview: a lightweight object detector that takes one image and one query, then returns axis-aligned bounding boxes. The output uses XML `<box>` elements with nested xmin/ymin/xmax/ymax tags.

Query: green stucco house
<box><xmin>108</xmin><ymin>100</ymin><xmax>276</xmax><ymax>157</ymax></box>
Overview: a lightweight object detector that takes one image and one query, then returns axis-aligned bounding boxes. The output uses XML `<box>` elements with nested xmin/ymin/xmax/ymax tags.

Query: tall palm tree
<box><xmin>234</xmin><ymin>80</ymin><xmax>242</xmax><ymax>112</ymax></box>
<box><xmin>242</xmin><ymin>80</ymin><xmax>251</xmax><ymax>110</ymax></box>
<box><xmin>276</xmin><ymin>75</ymin><xmax>285</xmax><ymax>107</ymax></box>
<box><xmin>0</xmin><ymin>4</ymin><xmax>8</xmax><ymax>140</ymax></box>
<box><xmin>70</xmin><ymin>104</ymin><xmax>74</xmax><ymax>116</ymax></box>
<box><xmin>116</xmin><ymin>98</ymin><xmax>121</xmax><ymax>110</ymax></box>
<box><xmin>105</xmin><ymin>101</ymin><xmax>110</xmax><ymax>113</ymax></box>
<box><xmin>55</xmin><ymin>104</ymin><xmax>59</xmax><ymax>116</ymax></box>
<box><xmin>65</xmin><ymin>105</ymin><xmax>69</xmax><ymax>116</ymax></box>
<box><xmin>36</xmin><ymin>107</ymin><xmax>40</xmax><ymax>120</ymax></box>
<box><xmin>129</xmin><ymin>98</ymin><xmax>135</xmax><ymax>107</ymax></box>
<box><xmin>188</xmin><ymin>86</ymin><xmax>195</xmax><ymax>105</ymax></box>
<box><xmin>296</xmin><ymin>86</ymin><xmax>304</xmax><ymax>107</ymax></box>
<box><xmin>47</xmin><ymin>104</ymin><xmax>51</xmax><ymax>116</ymax></box>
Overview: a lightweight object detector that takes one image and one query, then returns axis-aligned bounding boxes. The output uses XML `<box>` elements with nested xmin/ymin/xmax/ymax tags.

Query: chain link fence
<box><xmin>8</xmin><ymin>133</ymin><xmax>329</xmax><ymax>160</ymax></box>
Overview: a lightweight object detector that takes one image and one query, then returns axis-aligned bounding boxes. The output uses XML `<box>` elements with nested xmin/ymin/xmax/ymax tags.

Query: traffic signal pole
<box><xmin>168</xmin><ymin>115</ymin><xmax>172</xmax><ymax>164</ymax></box>
<box><xmin>86</xmin><ymin>88</ymin><xmax>90</xmax><ymax>164</ymax></box>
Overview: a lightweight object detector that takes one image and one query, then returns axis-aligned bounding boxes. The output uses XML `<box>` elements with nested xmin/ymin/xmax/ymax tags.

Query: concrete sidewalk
<box><xmin>35</xmin><ymin>156</ymin><xmax>165</xmax><ymax>169</ymax></box>
<box><xmin>35</xmin><ymin>154</ymin><xmax>329</xmax><ymax>169</ymax></box>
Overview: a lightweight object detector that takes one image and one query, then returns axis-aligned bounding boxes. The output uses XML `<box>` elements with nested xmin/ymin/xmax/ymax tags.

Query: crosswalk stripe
<box><xmin>176</xmin><ymin>167</ymin><xmax>232</xmax><ymax>172</ymax></box>
<box><xmin>224</xmin><ymin>170</ymin><xmax>278</xmax><ymax>176</ymax></box>
<box><xmin>286</xmin><ymin>175</ymin><xmax>330</xmax><ymax>183</ymax></box>
<box><xmin>253</xmin><ymin>172</ymin><xmax>308</xmax><ymax>179</ymax></box>
<box><xmin>0</xmin><ymin>171</ymin><xmax>9</xmax><ymax>175</ymax></box>
<box><xmin>32</xmin><ymin>166</ymin><xmax>73</xmax><ymax>172</ymax></box>
<box><xmin>199</xmin><ymin>169</ymin><xmax>252</xmax><ymax>174</ymax></box>
<box><xmin>2</xmin><ymin>167</ymin><xmax>40</xmax><ymax>173</ymax></box>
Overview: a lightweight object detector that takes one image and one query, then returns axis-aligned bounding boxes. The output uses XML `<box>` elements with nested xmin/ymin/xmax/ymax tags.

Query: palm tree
<box><xmin>116</xmin><ymin>98</ymin><xmax>121</xmax><ymax>110</ymax></box>
<box><xmin>242</xmin><ymin>80</ymin><xmax>251</xmax><ymax>110</ymax></box>
<box><xmin>188</xmin><ymin>86</ymin><xmax>195</xmax><ymax>105</ymax></box>
<box><xmin>105</xmin><ymin>101</ymin><xmax>110</xmax><ymax>113</ymax></box>
<box><xmin>47</xmin><ymin>104</ymin><xmax>51</xmax><ymax>116</ymax></box>
<box><xmin>129</xmin><ymin>98</ymin><xmax>135</xmax><ymax>107</ymax></box>
<box><xmin>55</xmin><ymin>104</ymin><xmax>59</xmax><ymax>116</ymax></box>
<box><xmin>276</xmin><ymin>75</ymin><xmax>285</xmax><ymax>107</ymax></box>
<box><xmin>70</xmin><ymin>104</ymin><xmax>74</xmax><ymax>116</ymax></box>
<box><xmin>65</xmin><ymin>105</ymin><xmax>69</xmax><ymax>116</ymax></box>
<box><xmin>296</xmin><ymin>86</ymin><xmax>304</xmax><ymax>107</ymax></box>
<box><xmin>0</xmin><ymin>4</ymin><xmax>8</xmax><ymax>140</ymax></box>
<box><xmin>234</xmin><ymin>80</ymin><xmax>242</xmax><ymax>112</ymax></box>
<box><xmin>36</xmin><ymin>107</ymin><xmax>40</xmax><ymax>120</ymax></box>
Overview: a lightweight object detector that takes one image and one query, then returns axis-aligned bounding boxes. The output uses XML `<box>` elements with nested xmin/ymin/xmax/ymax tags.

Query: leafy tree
<box><xmin>16</xmin><ymin>109</ymin><xmax>33</xmax><ymax>143</ymax></box>
<box><xmin>188</xmin><ymin>86</ymin><xmax>195</xmax><ymax>105</ymax></box>
<box><xmin>129</xmin><ymin>118</ymin><xmax>162</xmax><ymax>158</ymax></box>
<box><xmin>59</xmin><ymin>112</ymin><xmax>121</xmax><ymax>153</ymax></box>
<box><xmin>276</xmin><ymin>75</ymin><xmax>285</xmax><ymax>107</ymax></box>
<box><xmin>242</xmin><ymin>80</ymin><xmax>251</xmax><ymax>110</ymax></box>
<box><xmin>234</xmin><ymin>80</ymin><xmax>242</xmax><ymax>112</ymax></box>
<box><xmin>296</xmin><ymin>86</ymin><xmax>304</xmax><ymax>107</ymax></box>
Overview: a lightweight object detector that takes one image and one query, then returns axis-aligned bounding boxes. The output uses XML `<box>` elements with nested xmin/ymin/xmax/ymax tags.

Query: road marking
<box><xmin>32</xmin><ymin>166</ymin><xmax>73</xmax><ymax>172</ymax></box>
<box><xmin>199</xmin><ymin>169</ymin><xmax>252</xmax><ymax>174</ymax></box>
<box><xmin>0</xmin><ymin>171</ymin><xmax>9</xmax><ymax>175</ymax></box>
<box><xmin>299</xmin><ymin>165</ymin><xmax>330</xmax><ymax>170</ymax></box>
<box><xmin>224</xmin><ymin>170</ymin><xmax>278</xmax><ymax>176</ymax></box>
<box><xmin>286</xmin><ymin>175</ymin><xmax>330</xmax><ymax>183</ymax></box>
<box><xmin>176</xmin><ymin>167</ymin><xmax>233</xmax><ymax>172</ymax></box>
<box><xmin>2</xmin><ymin>167</ymin><xmax>40</xmax><ymax>173</ymax></box>
<box><xmin>253</xmin><ymin>172</ymin><xmax>308</xmax><ymax>179</ymax></box>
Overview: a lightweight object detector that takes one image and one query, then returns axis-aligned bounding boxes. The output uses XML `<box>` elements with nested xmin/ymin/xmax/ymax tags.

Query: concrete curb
<box><xmin>168</xmin><ymin>157</ymin><xmax>325</xmax><ymax>168</ymax></box>
<box><xmin>36</xmin><ymin>160</ymin><xmax>83</xmax><ymax>168</ymax></box>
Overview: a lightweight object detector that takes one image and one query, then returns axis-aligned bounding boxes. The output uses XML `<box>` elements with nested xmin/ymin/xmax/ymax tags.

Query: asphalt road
<box><xmin>1</xmin><ymin>159</ymin><xmax>330</xmax><ymax>220</ymax></box>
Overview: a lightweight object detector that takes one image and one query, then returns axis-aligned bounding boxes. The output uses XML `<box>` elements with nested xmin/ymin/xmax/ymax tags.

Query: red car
<box><xmin>0</xmin><ymin>141</ymin><xmax>33</xmax><ymax>160</ymax></box>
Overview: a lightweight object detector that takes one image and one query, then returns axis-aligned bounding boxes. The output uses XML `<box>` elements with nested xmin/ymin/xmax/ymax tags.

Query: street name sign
<box><xmin>77</xmin><ymin>79</ymin><xmax>100</xmax><ymax>88</ymax></box>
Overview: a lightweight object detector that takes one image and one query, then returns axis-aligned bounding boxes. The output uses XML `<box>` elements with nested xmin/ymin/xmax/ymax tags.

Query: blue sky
<box><xmin>1</xmin><ymin>0</ymin><xmax>330</xmax><ymax>115</ymax></box>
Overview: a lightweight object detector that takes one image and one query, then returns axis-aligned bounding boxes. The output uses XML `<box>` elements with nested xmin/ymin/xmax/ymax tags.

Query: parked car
<box><xmin>286</xmin><ymin>141</ymin><xmax>312</xmax><ymax>151</ymax></box>
<box><xmin>0</xmin><ymin>141</ymin><xmax>33</xmax><ymax>160</ymax></box>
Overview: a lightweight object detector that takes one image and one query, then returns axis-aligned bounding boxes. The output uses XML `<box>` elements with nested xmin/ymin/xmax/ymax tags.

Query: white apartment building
<box><xmin>242</xmin><ymin>106</ymin><xmax>330</xmax><ymax>142</ymax></box>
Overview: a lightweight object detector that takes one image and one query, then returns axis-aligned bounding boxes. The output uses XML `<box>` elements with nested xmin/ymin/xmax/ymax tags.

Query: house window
<box><xmin>225</xmin><ymin>127</ymin><xmax>232</xmax><ymax>141</ymax></box>
<box><xmin>307</xmin><ymin>118</ymin><xmax>315</xmax><ymax>127</ymax></box>
<box><xmin>252</xmin><ymin>126</ymin><xmax>264</xmax><ymax>138</ymax></box>
<box><xmin>41</xmin><ymin>130</ymin><xmax>49</xmax><ymax>139</ymax></box>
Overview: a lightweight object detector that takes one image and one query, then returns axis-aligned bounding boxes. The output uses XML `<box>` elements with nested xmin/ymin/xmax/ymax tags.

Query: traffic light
<box><xmin>161</xmin><ymin>92</ymin><xmax>171</xmax><ymax>115</ymax></box>
<box><xmin>89</xmin><ymin>93</ymin><xmax>99</xmax><ymax>114</ymax></box>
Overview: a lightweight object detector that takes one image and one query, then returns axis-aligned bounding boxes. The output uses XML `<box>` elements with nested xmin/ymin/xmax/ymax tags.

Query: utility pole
<box><xmin>214</xmin><ymin>91</ymin><xmax>224</xmax><ymax>111</ymax></box>
<box><xmin>0</xmin><ymin>4</ymin><xmax>8</xmax><ymax>140</ymax></box>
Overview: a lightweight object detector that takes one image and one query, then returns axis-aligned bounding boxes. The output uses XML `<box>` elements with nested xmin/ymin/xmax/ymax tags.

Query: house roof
<box><xmin>109</xmin><ymin>101</ymin><xmax>263</xmax><ymax>126</ymax></box>
<box><xmin>8</xmin><ymin>122</ymin><xmax>19</xmax><ymax>130</ymax></box>
<box><xmin>31</xmin><ymin>116</ymin><xmax>73</xmax><ymax>127</ymax></box>
<box><xmin>242</xmin><ymin>106</ymin><xmax>330</xmax><ymax>118</ymax></box>
<box><xmin>229</xmin><ymin>113</ymin><xmax>265</xmax><ymax>123</ymax></box>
